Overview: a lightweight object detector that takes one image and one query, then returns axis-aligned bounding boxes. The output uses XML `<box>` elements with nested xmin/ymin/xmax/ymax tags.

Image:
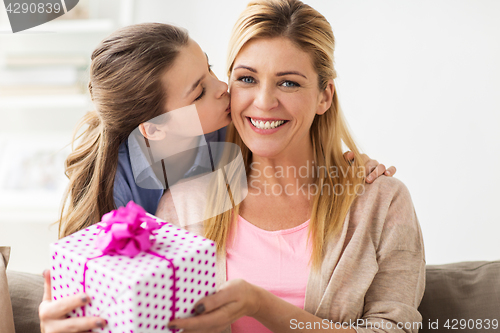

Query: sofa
<box><xmin>1</xmin><ymin>246</ymin><xmax>499</xmax><ymax>333</ymax></box>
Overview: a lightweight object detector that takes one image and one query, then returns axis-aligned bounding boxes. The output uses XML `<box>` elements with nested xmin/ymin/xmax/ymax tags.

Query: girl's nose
<box><xmin>216</xmin><ymin>79</ymin><xmax>229</xmax><ymax>99</ymax></box>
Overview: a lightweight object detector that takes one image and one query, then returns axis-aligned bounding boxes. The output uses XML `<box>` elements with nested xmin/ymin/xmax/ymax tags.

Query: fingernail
<box><xmin>81</xmin><ymin>295</ymin><xmax>88</xmax><ymax>303</ymax></box>
<box><xmin>42</xmin><ymin>269</ymin><xmax>48</xmax><ymax>277</ymax></box>
<box><xmin>96</xmin><ymin>319</ymin><xmax>104</xmax><ymax>328</ymax></box>
<box><xmin>168</xmin><ymin>324</ymin><xmax>177</xmax><ymax>330</ymax></box>
<box><xmin>195</xmin><ymin>303</ymin><xmax>205</xmax><ymax>315</ymax></box>
<box><xmin>385</xmin><ymin>171</ymin><xmax>391</xmax><ymax>176</ymax></box>
<box><xmin>366</xmin><ymin>176</ymin><xmax>372</xmax><ymax>182</ymax></box>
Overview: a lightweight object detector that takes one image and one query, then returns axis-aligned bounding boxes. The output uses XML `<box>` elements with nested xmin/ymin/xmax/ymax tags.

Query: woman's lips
<box><xmin>246</xmin><ymin>116</ymin><xmax>288</xmax><ymax>134</ymax></box>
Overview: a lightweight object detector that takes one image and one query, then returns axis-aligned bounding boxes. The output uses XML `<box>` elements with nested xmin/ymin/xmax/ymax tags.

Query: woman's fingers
<box><xmin>39</xmin><ymin>292</ymin><xmax>89</xmax><ymax>321</ymax></box>
<box><xmin>170</xmin><ymin>303</ymin><xmax>234</xmax><ymax>332</ymax></box>
<box><xmin>168</xmin><ymin>280</ymin><xmax>250</xmax><ymax>332</ymax></box>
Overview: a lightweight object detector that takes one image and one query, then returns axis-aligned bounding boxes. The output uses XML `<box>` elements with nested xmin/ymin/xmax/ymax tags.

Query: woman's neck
<box><xmin>248</xmin><ymin>139</ymin><xmax>316</xmax><ymax>194</ymax></box>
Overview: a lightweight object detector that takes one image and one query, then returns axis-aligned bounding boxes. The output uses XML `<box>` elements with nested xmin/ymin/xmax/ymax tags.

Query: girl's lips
<box><xmin>246</xmin><ymin>116</ymin><xmax>288</xmax><ymax>135</ymax></box>
<box><xmin>225</xmin><ymin>104</ymin><xmax>231</xmax><ymax>112</ymax></box>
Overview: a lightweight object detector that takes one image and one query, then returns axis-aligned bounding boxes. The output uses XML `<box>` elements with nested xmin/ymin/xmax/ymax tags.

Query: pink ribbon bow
<box><xmin>95</xmin><ymin>201</ymin><xmax>161</xmax><ymax>257</ymax></box>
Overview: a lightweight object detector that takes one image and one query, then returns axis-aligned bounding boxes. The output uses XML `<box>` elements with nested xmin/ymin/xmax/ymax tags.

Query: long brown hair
<box><xmin>59</xmin><ymin>23</ymin><xmax>189</xmax><ymax>238</ymax></box>
<box><xmin>204</xmin><ymin>0</ymin><xmax>366</xmax><ymax>272</ymax></box>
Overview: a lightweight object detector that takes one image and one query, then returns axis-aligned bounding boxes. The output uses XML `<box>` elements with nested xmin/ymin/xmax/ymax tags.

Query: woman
<box><xmin>160</xmin><ymin>0</ymin><xmax>425</xmax><ymax>332</ymax></box>
<box><xmin>39</xmin><ymin>21</ymin><xmax>394</xmax><ymax>333</ymax></box>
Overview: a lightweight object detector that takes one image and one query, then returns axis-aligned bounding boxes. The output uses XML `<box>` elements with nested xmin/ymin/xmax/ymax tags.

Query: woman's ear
<box><xmin>317</xmin><ymin>79</ymin><xmax>335</xmax><ymax>115</ymax></box>
<box><xmin>139</xmin><ymin>122</ymin><xmax>166</xmax><ymax>141</ymax></box>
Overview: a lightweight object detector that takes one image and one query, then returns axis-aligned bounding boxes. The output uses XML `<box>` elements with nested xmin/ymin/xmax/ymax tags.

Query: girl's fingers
<box><xmin>385</xmin><ymin>166</ymin><xmax>397</xmax><ymax>176</ymax></box>
<box><xmin>363</xmin><ymin>160</ymin><xmax>379</xmax><ymax>178</ymax></box>
<box><xmin>343</xmin><ymin>151</ymin><xmax>354</xmax><ymax>162</ymax></box>
<box><xmin>39</xmin><ymin>293</ymin><xmax>89</xmax><ymax>321</ymax></box>
<box><xmin>49</xmin><ymin>316</ymin><xmax>106</xmax><ymax>333</ymax></box>
<box><xmin>366</xmin><ymin>164</ymin><xmax>386</xmax><ymax>183</ymax></box>
<box><xmin>42</xmin><ymin>270</ymin><xmax>52</xmax><ymax>302</ymax></box>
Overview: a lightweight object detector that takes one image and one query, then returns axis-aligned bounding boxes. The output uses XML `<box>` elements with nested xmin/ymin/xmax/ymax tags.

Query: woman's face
<box><xmin>229</xmin><ymin>37</ymin><xmax>332</xmax><ymax>159</ymax></box>
<box><xmin>162</xmin><ymin>38</ymin><xmax>231</xmax><ymax>134</ymax></box>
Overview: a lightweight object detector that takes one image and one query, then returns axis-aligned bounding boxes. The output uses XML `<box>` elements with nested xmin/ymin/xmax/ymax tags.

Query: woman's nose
<box><xmin>254</xmin><ymin>84</ymin><xmax>278</xmax><ymax>111</ymax></box>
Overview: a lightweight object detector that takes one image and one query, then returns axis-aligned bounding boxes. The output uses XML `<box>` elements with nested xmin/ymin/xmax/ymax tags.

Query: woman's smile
<box><xmin>246</xmin><ymin>116</ymin><xmax>289</xmax><ymax>134</ymax></box>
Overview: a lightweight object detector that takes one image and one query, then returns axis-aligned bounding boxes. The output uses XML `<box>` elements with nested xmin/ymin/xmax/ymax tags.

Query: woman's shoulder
<box><xmin>349</xmin><ymin>176</ymin><xmax>418</xmax><ymax>230</ymax></box>
<box><xmin>348</xmin><ymin>176</ymin><xmax>423</xmax><ymax>253</ymax></box>
<box><xmin>355</xmin><ymin>175</ymin><xmax>413</xmax><ymax>208</ymax></box>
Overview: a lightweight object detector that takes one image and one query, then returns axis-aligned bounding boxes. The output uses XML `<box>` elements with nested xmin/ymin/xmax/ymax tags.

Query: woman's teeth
<box><xmin>250</xmin><ymin>118</ymin><xmax>286</xmax><ymax>129</ymax></box>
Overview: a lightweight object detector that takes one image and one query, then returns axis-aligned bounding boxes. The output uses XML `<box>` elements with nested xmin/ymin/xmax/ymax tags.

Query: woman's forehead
<box><xmin>234</xmin><ymin>37</ymin><xmax>314</xmax><ymax>73</ymax></box>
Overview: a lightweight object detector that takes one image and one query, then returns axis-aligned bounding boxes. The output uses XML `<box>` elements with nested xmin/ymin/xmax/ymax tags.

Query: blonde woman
<box><xmin>38</xmin><ymin>21</ymin><xmax>393</xmax><ymax>333</ymax></box>
<box><xmin>159</xmin><ymin>0</ymin><xmax>425</xmax><ymax>332</ymax></box>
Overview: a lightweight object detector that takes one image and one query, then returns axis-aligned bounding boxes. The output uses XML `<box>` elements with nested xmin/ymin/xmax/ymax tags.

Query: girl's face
<box><xmin>162</xmin><ymin>39</ymin><xmax>231</xmax><ymax>134</ymax></box>
<box><xmin>229</xmin><ymin>37</ymin><xmax>332</xmax><ymax>159</ymax></box>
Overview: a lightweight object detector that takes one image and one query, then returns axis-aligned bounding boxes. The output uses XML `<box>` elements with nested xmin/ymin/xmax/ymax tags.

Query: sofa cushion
<box><xmin>0</xmin><ymin>247</ymin><xmax>16</xmax><ymax>333</ymax></box>
<box><xmin>418</xmin><ymin>260</ymin><xmax>500</xmax><ymax>332</ymax></box>
<box><xmin>6</xmin><ymin>270</ymin><xmax>43</xmax><ymax>333</ymax></box>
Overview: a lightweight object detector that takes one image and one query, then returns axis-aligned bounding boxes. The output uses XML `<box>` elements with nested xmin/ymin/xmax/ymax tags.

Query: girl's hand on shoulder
<box><xmin>167</xmin><ymin>279</ymin><xmax>260</xmax><ymax>333</ymax></box>
<box><xmin>343</xmin><ymin>151</ymin><xmax>397</xmax><ymax>183</ymax></box>
<box><xmin>39</xmin><ymin>270</ymin><xmax>107</xmax><ymax>333</ymax></box>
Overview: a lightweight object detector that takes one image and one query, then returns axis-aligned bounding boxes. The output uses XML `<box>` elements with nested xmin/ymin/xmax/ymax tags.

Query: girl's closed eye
<box><xmin>194</xmin><ymin>87</ymin><xmax>206</xmax><ymax>101</ymax></box>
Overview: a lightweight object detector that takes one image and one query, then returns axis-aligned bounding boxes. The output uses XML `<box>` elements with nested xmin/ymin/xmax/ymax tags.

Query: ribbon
<box><xmin>95</xmin><ymin>201</ymin><xmax>161</xmax><ymax>256</ymax></box>
<box><xmin>80</xmin><ymin>201</ymin><xmax>178</xmax><ymax>324</ymax></box>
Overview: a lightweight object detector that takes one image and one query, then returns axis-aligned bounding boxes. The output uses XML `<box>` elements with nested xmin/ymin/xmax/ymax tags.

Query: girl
<box><xmin>40</xmin><ymin>21</ymin><xmax>395</xmax><ymax>333</ymax></box>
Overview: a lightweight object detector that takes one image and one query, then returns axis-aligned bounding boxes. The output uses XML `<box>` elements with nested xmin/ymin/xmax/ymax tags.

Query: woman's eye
<box><xmin>280</xmin><ymin>80</ymin><xmax>300</xmax><ymax>88</ymax></box>
<box><xmin>238</xmin><ymin>76</ymin><xmax>255</xmax><ymax>84</ymax></box>
<box><xmin>194</xmin><ymin>87</ymin><xmax>205</xmax><ymax>101</ymax></box>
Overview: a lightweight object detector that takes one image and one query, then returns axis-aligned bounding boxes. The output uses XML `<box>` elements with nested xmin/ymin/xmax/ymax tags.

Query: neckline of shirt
<box><xmin>237</xmin><ymin>215</ymin><xmax>310</xmax><ymax>235</ymax></box>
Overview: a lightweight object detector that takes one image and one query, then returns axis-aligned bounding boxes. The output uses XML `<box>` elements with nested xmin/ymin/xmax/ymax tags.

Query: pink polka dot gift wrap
<box><xmin>50</xmin><ymin>201</ymin><xmax>216</xmax><ymax>333</ymax></box>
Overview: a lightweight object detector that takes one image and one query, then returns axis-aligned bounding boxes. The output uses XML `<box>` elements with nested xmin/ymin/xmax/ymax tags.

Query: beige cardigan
<box><xmin>157</xmin><ymin>176</ymin><xmax>426</xmax><ymax>333</ymax></box>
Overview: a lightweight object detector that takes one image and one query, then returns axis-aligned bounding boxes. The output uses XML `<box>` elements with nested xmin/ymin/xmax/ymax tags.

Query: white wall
<box><xmin>1</xmin><ymin>0</ymin><xmax>498</xmax><ymax>273</ymax></box>
<box><xmin>132</xmin><ymin>0</ymin><xmax>500</xmax><ymax>264</ymax></box>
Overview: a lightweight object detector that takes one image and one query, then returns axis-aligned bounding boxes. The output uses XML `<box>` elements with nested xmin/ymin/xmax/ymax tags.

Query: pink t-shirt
<box><xmin>226</xmin><ymin>215</ymin><xmax>313</xmax><ymax>333</ymax></box>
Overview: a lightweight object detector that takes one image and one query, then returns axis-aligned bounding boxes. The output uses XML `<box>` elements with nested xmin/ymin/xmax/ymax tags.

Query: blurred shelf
<box><xmin>0</xmin><ymin>94</ymin><xmax>90</xmax><ymax>109</ymax></box>
<box><xmin>0</xmin><ymin>19</ymin><xmax>114</xmax><ymax>34</ymax></box>
<box><xmin>0</xmin><ymin>211</ymin><xmax>60</xmax><ymax>224</ymax></box>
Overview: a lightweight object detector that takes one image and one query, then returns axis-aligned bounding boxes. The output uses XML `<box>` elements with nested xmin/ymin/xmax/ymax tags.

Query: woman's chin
<box><xmin>246</xmin><ymin>144</ymin><xmax>283</xmax><ymax>159</ymax></box>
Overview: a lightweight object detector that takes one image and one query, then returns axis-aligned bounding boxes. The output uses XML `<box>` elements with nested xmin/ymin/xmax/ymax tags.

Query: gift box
<box><xmin>50</xmin><ymin>201</ymin><xmax>217</xmax><ymax>332</ymax></box>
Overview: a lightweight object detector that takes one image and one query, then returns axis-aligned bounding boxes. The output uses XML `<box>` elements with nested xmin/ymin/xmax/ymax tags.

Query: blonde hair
<box><xmin>59</xmin><ymin>23</ymin><xmax>189</xmax><ymax>238</ymax></box>
<box><xmin>204</xmin><ymin>0</ymin><xmax>366</xmax><ymax>272</ymax></box>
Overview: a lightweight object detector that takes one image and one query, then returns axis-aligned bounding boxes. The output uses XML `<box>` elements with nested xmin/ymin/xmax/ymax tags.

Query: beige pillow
<box><xmin>418</xmin><ymin>260</ymin><xmax>500</xmax><ymax>333</ymax></box>
<box><xmin>0</xmin><ymin>246</ymin><xmax>15</xmax><ymax>333</ymax></box>
<box><xmin>7</xmin><ymin>270</ymin><xmax>44</xmax><ymax>333</ymax></box>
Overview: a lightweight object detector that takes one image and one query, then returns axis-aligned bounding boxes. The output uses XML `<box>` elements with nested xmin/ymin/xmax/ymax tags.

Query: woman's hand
<box><xmin>167</xmin><ymin>279</ymin><xmax>260</xmax><ymax>333</ymax></box>
<box><xmin>343</xmin><ymin>151</ymin><xmax>397</xmax><ymax>183</ymax></box>
<box><xmin>39</xmin><ymin>270</ymin><xmax>107</xmax><ymax>333</ymax></box>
